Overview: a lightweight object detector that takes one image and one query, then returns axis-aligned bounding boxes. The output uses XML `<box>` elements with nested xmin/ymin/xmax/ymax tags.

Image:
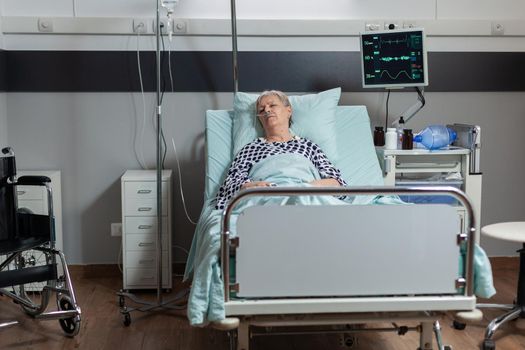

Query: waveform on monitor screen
<box><xmin>379</xmin><ymin>70</ymin><xmax>414</xmax><ymax>81</ymax></box>
<box><xmin>380</xmin><ymin>56</ymin><xmax>411</xmax><ymax>62</ymax></box>
<box><xmin>379</xmin><ymin>35</ymin><xmax>408</xmax><ymax>48</ymax></box>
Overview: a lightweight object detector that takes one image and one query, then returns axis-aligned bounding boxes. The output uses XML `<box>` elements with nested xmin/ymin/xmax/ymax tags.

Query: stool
<box><xmin>479</xmin><ymin>222</ymin><xmax>525</xmax><ymax>350</ymax></box>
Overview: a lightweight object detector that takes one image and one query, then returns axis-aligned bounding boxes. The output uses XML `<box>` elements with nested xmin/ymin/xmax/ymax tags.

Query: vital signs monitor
<box><xmin>360</xmin><ymin>28</ymin><xmax>428</xmax><ymax>89</ymax></box>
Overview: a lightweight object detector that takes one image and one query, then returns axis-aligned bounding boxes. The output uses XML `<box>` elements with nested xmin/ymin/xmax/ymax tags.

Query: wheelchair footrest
<box><xmin>0</xmin><ymin>264</ymin><xmax>57</xmax><ymax>289</ymax></box>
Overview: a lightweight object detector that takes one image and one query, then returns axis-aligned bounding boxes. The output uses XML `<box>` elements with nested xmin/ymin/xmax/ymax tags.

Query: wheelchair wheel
<box><xmin>12</xmin><ymin>250</ymin><xmax>55</xmax><ymax>316</ymax></box>
<box><xmin>11</xmin><ymin>207</ymin><xmax>56</xmax><ymax>316</ymax></box>
<box><xmin>58</xmin><ymin>296</ymin><xmax>81</xmax><ymax>337</ymax></box>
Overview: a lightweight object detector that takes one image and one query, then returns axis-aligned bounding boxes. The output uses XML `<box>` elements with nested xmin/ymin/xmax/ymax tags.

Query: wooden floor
<box><xmin>1</xmin><ymin>258</ymin><xmax>524</xmax><ymax>350</ymax></box>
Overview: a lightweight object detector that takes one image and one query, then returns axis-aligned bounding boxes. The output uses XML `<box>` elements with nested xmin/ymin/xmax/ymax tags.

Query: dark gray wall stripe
<box><xmin>5</xmin><ymin>51</ymin><xmax>525</xmax><ymax>92</ymax></box>
<box><xmin>0</xmin><ymin>50</ymin><xmax>6</xmax><ymax>92</ymax></box>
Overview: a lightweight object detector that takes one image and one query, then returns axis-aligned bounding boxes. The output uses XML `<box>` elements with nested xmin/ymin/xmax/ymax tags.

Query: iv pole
<box><xmin>231</xmin><ymin>0</ymin><xmax>239</xmax><ymax>93</ymax></box>
<box><xmin>117</xmin><ymin>0</ymin><xmax>188</xmax><ymax>326</ymax></box>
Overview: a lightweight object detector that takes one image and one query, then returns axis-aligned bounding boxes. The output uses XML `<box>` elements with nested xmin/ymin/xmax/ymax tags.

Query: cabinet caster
<box><xmin>482</xmin><ymin>339</ymin><xmax>495</xmax><ymax>350</ymax></box>
<box><xmin>123</xmin><ymin>312</ymin><xmax>131</xmax><ymax>327</ymax></box>
<box><xmin>118</xmin><ymin>296</ymin><xmax>125</xmax><ymax>308</ymax></box>
<box><xmin>452</xmin><ymin>320</ymin><xmax>466</xmax><ymax>330</ymax></box>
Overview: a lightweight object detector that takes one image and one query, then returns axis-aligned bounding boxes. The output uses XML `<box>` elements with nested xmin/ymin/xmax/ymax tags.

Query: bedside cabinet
<box><xmin>16</xmin><ymin>170</ymin><xmax>63</xmax><ymax>291</ymax></box>
<box><xmin>121</xmin><ymin>170</ymin><xmax>172</xmax><ymax>290</ymax></box>
<box><xmin>376</xmin><ymin>148</ymin><xmax>482</xmax><ymax>243</ymax></box>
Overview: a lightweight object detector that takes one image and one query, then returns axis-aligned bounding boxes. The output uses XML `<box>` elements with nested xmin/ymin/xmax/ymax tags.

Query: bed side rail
<box><xmin>221</xmin><ymin>186</ymin><xmax>476</xmax><ymax>302</ymax></box>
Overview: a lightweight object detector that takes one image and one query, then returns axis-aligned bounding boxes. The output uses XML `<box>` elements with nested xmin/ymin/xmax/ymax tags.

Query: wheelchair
<box><xmin>0</xmin><ymin>147</ymin><xmax>81</xmax><ymax>336</ymax></box>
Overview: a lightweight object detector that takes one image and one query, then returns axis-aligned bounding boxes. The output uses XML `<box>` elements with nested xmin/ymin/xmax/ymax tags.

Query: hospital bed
<box><xmin>194</xmin><ymin>106</ymin><xmax>479</xmax><ymax>350</ymax></box>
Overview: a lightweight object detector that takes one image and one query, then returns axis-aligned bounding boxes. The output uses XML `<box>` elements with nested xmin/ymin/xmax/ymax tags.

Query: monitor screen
<box><xmin>360</xmin><ymin>29</ymin><xmax>428</xmax><ymax>89</ymax></box>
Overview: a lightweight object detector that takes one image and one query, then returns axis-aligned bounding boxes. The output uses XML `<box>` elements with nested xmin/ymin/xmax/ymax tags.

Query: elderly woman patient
<box><xmin>214</xmin><ymin>90</ymin><xmax>346</xmax><ymax>210</ymax></box>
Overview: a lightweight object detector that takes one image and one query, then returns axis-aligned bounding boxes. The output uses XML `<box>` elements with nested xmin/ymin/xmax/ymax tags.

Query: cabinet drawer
<box><xmin>124</xmin><ymin>217</ymin><xmax>168</xmax><ymax>234</ymax></box>
<box><xmin>395</xmin><ymin>154</ymin><xmax>463</xmax><ymax>173</ymax></box>
<box><xmin>124</xmin><ymin>197</ymin><xmax>168</xmax><ymax>216</ymax></box>
<box><xmin>125</xmin><ymin>234</ymin><xmax>169</xmax><ymax>251</ymax></box>
<box><xmin>125</xmin><ymin>268</ymin><xmax>170</xmax><ymax>287</ymax></box>
<box><xmin>125</xmin><ymin>251</ymin><xmax>169</xmax><ymax>268</ymax></box>
<box><xmin>124</xmin><ymin>182</ymin><xmax>168</xmax><ymax>199</ymax></box>
<box><xmin>16</xmin><ymin>185</ymin><xmax>45</xmax><ymax>200</ymax></box>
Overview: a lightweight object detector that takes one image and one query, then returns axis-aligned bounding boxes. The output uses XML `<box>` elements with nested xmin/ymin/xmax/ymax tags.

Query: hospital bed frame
<box><xmin>201</xmin><ymin>106</ymin><xmax>478</xmax><ymax>349</ymax></box>
<box><xmin>219</xmin><ymin>186</ymin><xmax>476</xmax><ymax>350</ymax></box>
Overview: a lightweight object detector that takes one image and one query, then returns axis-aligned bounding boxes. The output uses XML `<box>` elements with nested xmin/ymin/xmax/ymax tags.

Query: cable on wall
<box><xmin>134</xmin><ymin>29</ymin><xmax>149</xmax><ymax>170</ymax></box>
<box><xmin>384</xmin><ymin>89</ymin><xmax>391</xmax><ymax>130</ymax></box>
<box><xmin>171</xmin><ymin>138</ymin><xmax>198</xmax><ymax>225</ymax></box>
<box><xmin>165</xmin><ymin>35</ymin><xmax>198</xmax><ymax>225</ymax></box>
<box><xmin>72</xmin><ymin>0</ymin><xmax>77</xmax><ymax>17</ymax></box>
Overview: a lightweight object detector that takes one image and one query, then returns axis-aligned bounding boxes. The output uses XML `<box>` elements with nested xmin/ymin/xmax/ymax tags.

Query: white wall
<box><xmin>3</xmin><ymin>0</ymin><xmax>525</xmax><ymax>20</ymax></box>
<box><xmin>3</xmin><ymin>0</ymin><xmax>525</xmax><ymax>263</ymax></box>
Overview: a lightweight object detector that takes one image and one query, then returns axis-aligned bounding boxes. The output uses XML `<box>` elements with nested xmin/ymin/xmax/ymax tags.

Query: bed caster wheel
<box><xmin>58</xmin><ymin>296</ymin><xmax>80</xmax><ymax>337</ymax></box>
<box><xmin>118</xmin><ymin>296</ymin><xmax>125</xmax><ymax>308</ymax></box>
<box><xmin>482</xmin><ymin>339</ymin><xmax>495</xmax><ymax>350</ymax></box>
<box><xmin>123</xmin><ymin>312</ymin><xmax>131</xmax><ymax>327</ymax></box>
<box><xmin>452</xmin><ymin>320</ymin><xmax>466</xmax><ymax>330</ymax></box>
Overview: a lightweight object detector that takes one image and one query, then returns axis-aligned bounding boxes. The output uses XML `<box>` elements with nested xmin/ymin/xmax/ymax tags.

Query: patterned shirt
<box><xmin>214</xmin><ymin>137</ymin><xmax>347</xmax><ymax>210</ymax></box>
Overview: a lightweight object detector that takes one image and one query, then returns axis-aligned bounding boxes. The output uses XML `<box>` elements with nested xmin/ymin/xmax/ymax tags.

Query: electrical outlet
<box><xmin>172</xmin><ymin>19</ymin><xmax>188</xmax><ymax>34</ymax></box>
<box><xmin>384</xmin><ymin>22</ymin><xmax>399</xmax><ymax>30</ymax></box>
<box><xmin>365</xmin><ymin>23</ymin><xmax>381</xmax><ymax>31</ymax></box>
<box><xmin>491</xmin><ymin>22</ymin><xmax>505</xmax><ymax>36</ymax></box>
<box><xmin>111</xmin><ymin>223</ymin><xmax>122</xmax><ymax>237</ymax></box>
<box><xmin>403</xmin><ymin>21</ymin><xmax>417</xmax><ymax>29</ymax></box>
<box><xmin>153</xmin><ymin>18</ymin><xmax>173</xmax><ymax>34</ymax></box>
<box><xmin>38</xmin><ymin>18</ymin><xmax>54</xmax><ymax>33</ymax></box>
<box><xmin>133</xmin><ymin>18</ymin><xmax>148</xmax><ymax>34</ymax></box>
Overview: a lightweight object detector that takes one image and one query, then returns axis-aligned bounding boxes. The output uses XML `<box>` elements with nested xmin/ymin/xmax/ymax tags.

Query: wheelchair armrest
<box><xmin>17</xmin><ymin>175</ymin><xmax>51</xmax><ymax>186</ymax></box>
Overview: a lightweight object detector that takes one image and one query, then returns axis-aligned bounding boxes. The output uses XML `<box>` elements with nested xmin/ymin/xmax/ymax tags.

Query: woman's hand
<box><xmin>309</xmin><ymin>178</ymin><xmax>341</xmax><ymax>187</ymax></box>
<box><xmin>241</xmin><ymin>181</ymin><xmax>274</xmax><ymax>189</ymax></box>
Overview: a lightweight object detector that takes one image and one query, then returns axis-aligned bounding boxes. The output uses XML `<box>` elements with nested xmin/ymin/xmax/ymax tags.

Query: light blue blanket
<box><xmin>184</xmin><ymin>154</ymin><xmax>495</xmax><ymax>326</ymax></box>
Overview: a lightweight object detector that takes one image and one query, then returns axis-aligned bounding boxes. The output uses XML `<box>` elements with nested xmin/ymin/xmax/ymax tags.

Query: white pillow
<box><xmin>231</xmin><ymin>88</ymin><xmax>341</xmax><ymax>161</ymax></box>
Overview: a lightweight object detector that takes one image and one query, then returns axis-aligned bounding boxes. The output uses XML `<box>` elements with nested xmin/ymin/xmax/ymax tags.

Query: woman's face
<box><xmin>256</xmin><ymin>95</ymin><xmax>292</xmax><ymax>131</ymax></box>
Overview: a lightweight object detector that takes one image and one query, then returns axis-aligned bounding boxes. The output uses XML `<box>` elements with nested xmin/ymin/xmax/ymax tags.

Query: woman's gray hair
<box><xmin>255</xmin><ymin>90</ymin><xmax>293</xmax><ymax>127</ymax></box>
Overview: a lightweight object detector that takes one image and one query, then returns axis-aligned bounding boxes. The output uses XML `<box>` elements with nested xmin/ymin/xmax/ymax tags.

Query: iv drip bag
<box><xmin>161</xmin><ymin>0</ymin><xmax>179</xmax><ymax>14</ymax></box>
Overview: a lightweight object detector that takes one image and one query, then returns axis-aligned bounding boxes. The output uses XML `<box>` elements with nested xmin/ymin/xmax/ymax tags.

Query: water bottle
<box><xmin>413</xmin><ymin>125</ymin><xmax>457</xmax><ymax>150</ymax></box>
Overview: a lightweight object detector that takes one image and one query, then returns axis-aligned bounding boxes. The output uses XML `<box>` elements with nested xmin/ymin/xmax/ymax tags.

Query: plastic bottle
<box><xmin>396</xmin><ymin>116</ymin><xmax>405</xmax><ymax>149</ymax></box>
<box><xmin>385</xmin><ymin>128</ymin><xmax>397</xmax><ymax>149</ymax></box>
<box><xmin>413</xmin><ymin>125</ymin><xmax>457</xmax><ymax>150</ymax></box>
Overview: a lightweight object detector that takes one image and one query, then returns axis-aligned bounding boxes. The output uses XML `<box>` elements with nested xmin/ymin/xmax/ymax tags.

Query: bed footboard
<box><xmin>222</xmin><ymin>186</ymin><xmax>476</xmax><ymax>303</ymax></box>
<box><xmin>236</xmin><ymin>204</ymin><xmax>459</xmax><ymax>298</ymax></box>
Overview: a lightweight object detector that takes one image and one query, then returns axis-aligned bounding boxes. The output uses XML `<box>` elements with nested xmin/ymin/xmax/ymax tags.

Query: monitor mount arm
<box><xmin>391</xmin><ymin>87</ymin><xmax>425</xmax><ymax>127</ymax></box>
